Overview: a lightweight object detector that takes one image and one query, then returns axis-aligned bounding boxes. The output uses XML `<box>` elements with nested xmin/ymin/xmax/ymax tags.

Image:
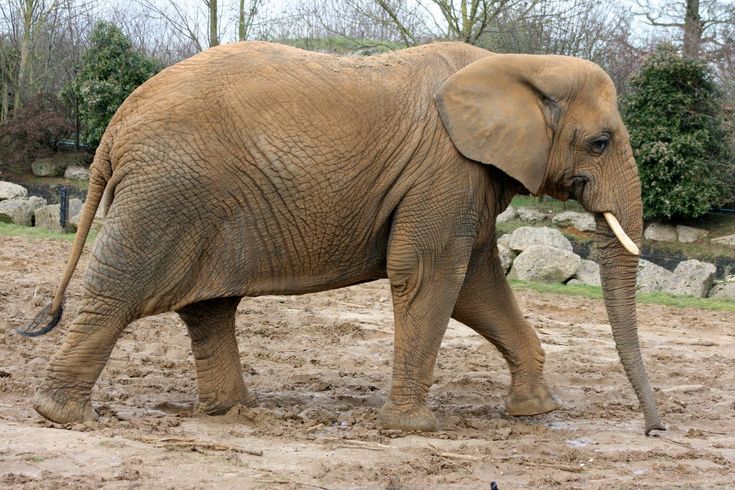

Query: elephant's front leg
<box><xmin>177</xmin><ymin>297</ymin><xmax>255</xmax><ymax>415</ymax></box>
<box><xmin>452</xmin><ymin>246</ymin><xmax>560</xmax><ymax>416</ymax></box>
<box><xmin>377</xmin><ymin>235</ymin><xmax>471</xmax><ymax>432</ymax></box>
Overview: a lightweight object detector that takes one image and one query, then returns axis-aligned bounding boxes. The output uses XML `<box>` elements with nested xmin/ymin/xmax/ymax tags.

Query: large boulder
<box><xmin>498</xmin><ymin>244</ymin><xmax>515</xmax><ymax>274</ymax></box>
<box><xmin>509</xmin><ymin>245</ymin><xmax>581</xmax><ymax>283</ymax></box>
<box><xmin>644</xmin><ymin>223</ymin><xmax>677</xmax><ymax>242</ymax></box>
<box><xmin>516</xmin><ymin>207</ymin><xmax>548</xmax><ymax>223</ymax></box>
<box><xmin>712</xmin><ymin>234</ymin><xmax>735</xmax><ymax>248</ymax></box>
<box><xmin>676</xmin><ymin>225</ymin><xmax>708</xmax><ymax>243</ymax></box>
<box><xmin>708</xmin><ymin>280</ymin><xmax>735</xmax><ymax>300</ymax></box>
<box><xmin>31</xmin><ymin>152</ymin><xmax>91</xmax><ymax>177</ymax></box>
<box><xmin>636</xmin><ymin>259</ymin><xmax>673</xmax><ymax>294</ymax></box>
<box><xmin>507</xmin><ymin>226</ymin><xmax>573</xmax><ymax>253</ymax></box>
<box><xmin>572</xmin><ymin>259</ymin><xmax>601</xmax><ymax>287</ymax></box>
<box><xmin>0</xmin><ymin>196</ymin><xmax>46</xmax><ymax>226</ymax></box>
<box><xmin>32</xmin><ymin>157</ymin><xmax>67</xmax><ymax>177</ymax></box>
<box><xmin>0</xmin><ymin>181</ymin><xmax>28</xmax><ymax>201</ymax></box>
<box><xmin>496</xmin><ymin>205</ymin><xmax>518</xmax><ymax>224</ymax></box>
<box><xmin>666</xmin><ymin>260</ymin><xmax>717</xmax><ymax>298</ymax></box>
<box><xmin>552</xmin><ymin>211</ymin><xmax>596</xmax><ymax>232</ymax></box>
<box><xmin>64</xmin><ymin>165</ymin><xmax>89</xmax><ymax>181</ymax></box>
<box><xmin>34</xmin><ymin>204</ymin><xmax>62</xmax><ymax>231</ymax></box>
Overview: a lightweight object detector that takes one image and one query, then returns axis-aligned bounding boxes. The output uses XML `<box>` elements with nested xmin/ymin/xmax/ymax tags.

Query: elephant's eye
<box><xmin>590</xmin><ymin>135</ymin><xmax>609</xmax><ymax>154</ymax></box>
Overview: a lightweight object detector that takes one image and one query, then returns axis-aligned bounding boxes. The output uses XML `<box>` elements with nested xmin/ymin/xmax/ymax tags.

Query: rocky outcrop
<box><xmin>708</xmin><ymin>280</ymin><xmax>735</xmax><ymax>300</ymax></box>
<box><xmin>676</xmin><ymin>225</ymin><xmax>708</xmax><ymax>243</ymax></box>
<box><xmin>32</xmin><ymin>157</ymin><xmax>67</xmax><ymax>177</ymax></box>
<box><xmin>0</xmin><ymin>196</ymin><xmax>46</xmax><ymax>226</ymax></box>
<box><xmin>667</xmin><ymin>260</ymin><xmax>717</xmax><ymax>298</ymax></box>
<box><xmin>509</xmin><ymin>245</ymin><xmax>581</xmax><ymax>283</ymax></box>
<box><xmin>507</xmin><ymin>226</ymin><xmax>573</xmax><ymax>253</ymax></box>
<box><xmin>552</xmin><ymin>211</ymin><xmax>596</xmax><ymax>232</ymax></box>
<box><xmin>712</xmin><ymin>234</ymin><xmax>735</xmax><ymax>248</ymax></box>
<box><xmin>516</xmin><ymin>207</ymin><xmax>548</xmax><ymax>223</ymax></box>
<box><xmin>496</xmin><ymin>205</ymin><xmax>518</xmax><ymax>223</ymax></box>
<box><xmin>572</xmin><ymin>259</ymin><xmax>601</xmax><ymax>287</ymax></box>
<box><xmin>498</xmin><ymin>244</ymin><xmax>515</xmax><ymax>273</ymax></box>
<box><xmin>34</xmin><ymin>204</ymin><xmax>62</xmax><ymax>231</ymax></box>
<box><xmin>644</xmin><ymin>223</ymin><xmax>678</xmax><ymax>242</ymax></box>
<box><xmin>64</xmin><ymin>165</ymin><xmax>90</xmax><ymax>181</ymax></box>
<box><xmin>0</xmin><ymin>181</ymin><xmax>28</xmax><ymax>201</ymax></box>
<box><xmin>636</xmin><ymin>259</ymin><xmax>673</xmax><ymax>294</ymax></box>
<box><xmin>31</xmin><ymin>152</ymin><xmax>91</xmax><ymax>177</ymax></box>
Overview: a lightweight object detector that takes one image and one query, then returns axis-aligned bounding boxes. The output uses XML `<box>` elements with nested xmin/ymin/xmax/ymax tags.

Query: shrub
<box><xmin>66</xmin><ymin>21</ymin><xmax>159</xmax><ymax>149</ymax></box>
<box><xmin>0</xmin><ymin>93</ymin><xmax>74</xmax><ymax>172</ymax></box>
<box><xmin>622</xmin><ymin>44</ymin><xmax>732</xmax><ymax>221</ymax></box>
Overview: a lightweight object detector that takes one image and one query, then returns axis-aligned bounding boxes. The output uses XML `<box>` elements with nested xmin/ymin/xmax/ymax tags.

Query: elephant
<box><xmin>19</xmin><ymin>41</ymin><xmax>665</xmax><ymax>435</ymax></box>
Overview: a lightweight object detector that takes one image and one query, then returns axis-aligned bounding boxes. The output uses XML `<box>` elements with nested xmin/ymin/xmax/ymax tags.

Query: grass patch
<box><xmin>510</xmin><ymin>279</ymin><xmax>735</xmax><ymax>312</ymax></box>
<box><xmin>0</xmin><ymin>222</ymin><xmax>96</xmax><ymax>243</ymax></box>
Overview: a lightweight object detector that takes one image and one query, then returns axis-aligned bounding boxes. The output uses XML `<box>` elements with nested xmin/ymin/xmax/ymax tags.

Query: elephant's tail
<box><xmin>16</xmin><ymin>142</ymin><xmax>112</xmax><ymax>337</ymax></box>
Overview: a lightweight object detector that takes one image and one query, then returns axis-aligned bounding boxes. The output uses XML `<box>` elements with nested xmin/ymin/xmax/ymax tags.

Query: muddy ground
<box><xmin>0</xmin><ymin>235</ymin><xmax>733</xmax><ymax>489</ymax></box>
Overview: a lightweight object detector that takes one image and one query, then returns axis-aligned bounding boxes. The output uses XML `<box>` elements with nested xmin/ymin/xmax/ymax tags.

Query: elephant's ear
<box><xmin>436</xmin><ymin>54</ymin><xmax>568</xmax><ymax>195</ymax></box>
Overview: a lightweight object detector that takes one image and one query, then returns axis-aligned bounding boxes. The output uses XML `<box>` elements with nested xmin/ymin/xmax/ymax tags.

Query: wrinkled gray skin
<box><xmin>24</xmin><ymin>41</ymin><xmax>663</xmax><ymax>434</ymax></box>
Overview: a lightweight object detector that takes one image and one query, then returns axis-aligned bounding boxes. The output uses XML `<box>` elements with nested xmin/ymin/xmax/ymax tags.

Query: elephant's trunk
<box><xmin>594</xmin><ymin>202</ymin><xmax>665</xmax><ymax>435</ymax></box>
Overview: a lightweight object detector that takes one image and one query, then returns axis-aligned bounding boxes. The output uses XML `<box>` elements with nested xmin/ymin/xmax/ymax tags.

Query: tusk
<box><xmin>603</xmin><ymin>212</ymin><xmax>640</xmax><ymax>256</ymax></box>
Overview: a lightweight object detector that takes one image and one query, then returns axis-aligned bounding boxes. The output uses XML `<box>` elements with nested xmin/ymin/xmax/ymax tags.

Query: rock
<box><xmin>573</xmin><ymin>259</ymin><xmax>601</xmax><ymax>287</ymax></box>
<box><xmin>0</xmin><ymin>196</ymin><xmax>46</xmax><ymax>226</ymax></box>
<box><xmin>708</xmin><ymin>281</ymin><xmax>735</xmax><ymax>300</ymax></box>
<box><xmin>496</xmin><ymin>205</ymin><xmax>518</xmax><ymax>223</ymax></box>
<box><xmin>64</xmin><ymin>165</ymin><xmax>89</xmax><ymax>181</ymax></box>
<box><xmin>497</xmin><ymin>233</ymin><xmax>512</xmax><ymax>249</ymax></box>
<box><xmin>509</xmin><ymin>245</ymin><xmax>581</xmax><ymax>283</ymax></box>
<box><xmin>34</xmin><ymin>204</ymin><xmax>62</xmax><ymax>231</ymax></box>
<box><xmin>636</xmin><ymin>259</ymin><xmax>673</xmax><ymax>294</ymax></box>
<box><xmin>712</xmin><ymin>234</ymin><xmax>735</xmax><ymax>248</ymax></box>
<box><xmin>666</xmin><ymin>259</ymin><xmax>716</xmax><ymax>298</ymax></box>
<box><xmin>69</xmin><ymin>198</ymin><xmax>83</xmax><ymax>219</ymax></box>
<box><xmin>498</xmin><ymin>244</ymin><xmax>515</xmax><ymax>273</ymax></box>
<box><xmin>32</xmin><ymin>157</ymin><xmax>67</xmax><ymax>177</ymax></box>
<box><xmin>552</xmin><ymin>211</ymin><xmax>596</xmax><ymax>232</ymax></box>
<box><xmin>567</xmin><ymin>279</ymin><xmax>585</xmax><ymax>286</ymax></box>
<box><xmin>516</xmin><ymin>207</ymin><xmax>548</xmax><ymax>223</ymax></box>
<box><xmin>676</xmin><ymin>225</ymin><xmax>708</xmax><ymax>243</ymax></box>
<box><xmin>507</xmin><ymin>226</ymin><xmax>573</xmax><ymax>253</ymax></box>
<box><xmin>0</xmin><ymin>181</ymin><xmax>28</xmax><ymax>201</ymax></box>
<box><xmin>644</xmin><ymin>223</ymin><xmax>677</xmax><ymax>242</ymax></box>
<box><xmin>31</xmin><ymin>152</ymin><xmax>91</xmax><ymax>177</ymax></box>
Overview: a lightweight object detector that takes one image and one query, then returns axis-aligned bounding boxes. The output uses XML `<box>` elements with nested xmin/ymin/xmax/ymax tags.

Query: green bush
<box><xmin>622</xmin><ymin>45</ymin><xmax>732</xmax><ymax>221</ymax></box>
<box><xmin>64</xmin><ymin>22</ymin><xmax>159</xmax><ymax>149</ymax></box>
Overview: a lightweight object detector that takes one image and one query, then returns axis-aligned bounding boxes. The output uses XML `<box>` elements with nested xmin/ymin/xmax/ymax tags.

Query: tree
<box><xmin>68</xmin><ymin>21</ymin><xmax>158</xmax><ymax>148</ymax></box>
<box><xmin>636</xmin><ymin>0</ymin><xmax>735</xmax><ymax>60</ymax></box>
<box><xmin>622</xmin><ymin>45</ymin><xmax>733</xmax><ymax>220</ymax></box>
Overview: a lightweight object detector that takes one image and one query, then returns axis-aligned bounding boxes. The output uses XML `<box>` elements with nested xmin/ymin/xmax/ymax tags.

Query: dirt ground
<box><xmin>0</xmin><ymin>235</ymin><xmax>733</xmax><ymax>489</ymax></box>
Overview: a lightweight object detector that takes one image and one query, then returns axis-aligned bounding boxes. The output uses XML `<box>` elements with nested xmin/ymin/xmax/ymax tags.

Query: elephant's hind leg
<box><xmin>452</xmin><ymin>248</ymin><xmax>560</xmax><ymax>417</ymax></box>
<box><xmin>177</xmin><ymin>297</ymin><xmax>255</xmax><ymax>415</ymax></box>
<box><xmin>33</xmin><ymin>300</ymin><xmax>134</xmax><ymax>424</ymax></box>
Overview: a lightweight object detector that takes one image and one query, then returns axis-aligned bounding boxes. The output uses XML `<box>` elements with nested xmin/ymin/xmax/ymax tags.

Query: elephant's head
<box><xmin>436</xmin><ymin>54</ymin><xmax>664</xmax><ymax>434</ymax></box>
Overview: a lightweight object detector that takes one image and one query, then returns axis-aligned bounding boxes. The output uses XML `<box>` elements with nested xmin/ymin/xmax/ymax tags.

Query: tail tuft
<box><xmin>16</xmin><ymin>299</ymin><xmax>65</xmax><ymax>337</ymax></box>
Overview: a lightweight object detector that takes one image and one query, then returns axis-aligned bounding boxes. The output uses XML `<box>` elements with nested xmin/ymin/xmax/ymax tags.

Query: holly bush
<box><xmin>65</xmin><ymin>22</ymin><xmax>159</xmax><ymax>148</ymax></box>
<box><xmin>622</xmin><ymin>45</ymin><xmax>732</xmax><ymax>221</ymax></box>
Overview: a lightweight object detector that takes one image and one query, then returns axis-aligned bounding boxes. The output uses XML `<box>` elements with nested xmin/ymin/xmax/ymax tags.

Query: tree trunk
<box><xmin>683</xmin><ymin>0</ymin><xmax>702</xmax><ymax>59</ymax></box>
<box><xmin>208</xmin><ymin>0</ymin><xmax>219</xmax><ymax>47</ymax></box>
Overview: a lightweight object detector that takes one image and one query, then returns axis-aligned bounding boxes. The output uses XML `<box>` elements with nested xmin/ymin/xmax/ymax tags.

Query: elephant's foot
<box><xmin>377</xmin><ymin>401</ymin><xmax>438</xmax><ymax>432</ymax></box>
<box><xmin>504</xmin><ymin>384</ymin><xmax>561</xmax><ymax>416</ymax></box>
<box><xmin>198</xmin><ymin>387</ymin><xmax>257</xmax><ymax>416</ymax></box>
<box><xmin>33</xmin><ymin>385</ymin><xmax>96</xmax><ymax>424</ymax></box>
